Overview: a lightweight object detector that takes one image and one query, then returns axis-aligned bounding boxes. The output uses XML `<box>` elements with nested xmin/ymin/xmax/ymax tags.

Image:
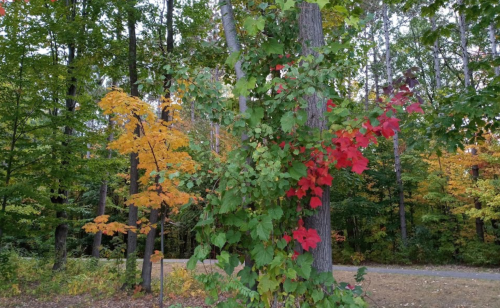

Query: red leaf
<box><xmin>407</xmin><ymin>102</ymin><xmax>424</xmax><ymax>114</ymax></box>
<box><xmin>283</xmin><ymin>234</ymin><xmax>291</xmax><ymax>243</ymax></box>
<box><xmin>327</xmin><ymin>99</ymin><xmax>336</xmax><ymax>112</ymax></box>
<box><xmin>312</xmin><ymin>186</ymin><xmax>323</xmax><ymax>196</ymax></box>
<box><xmin>351</xmin><ymin>156</ymin><xmax>369</xmax><ymax>174</ymax></box>
<box><xmin>317</xmin><ymin>173</ymin><xmax>333</xmax><ymax>186</ymax></box>
<box><xmin>286</xmin><ymin>188</ymin><xmax>296</xmax><ymax>198</ymax></box>
<box><xmin>0</xmin><ymin>7</ymin><xmax>5</xmax><ymax>17</ymax></box>
<box><xmin>295</xmin><ymin>188</ymin><xmax>306</xmax><ymax>199</ymax></box>
<box><xmin>293</xmin><ymin>227</ymin><xmax>321</xmax><ymax>251</ymax></box>
<box><xmin>310</xmin><ymin>196</ymin><xmax>322</xmax><ymax>208</ymax></box>
<box><xmin>275</xmin><ymin>64</ymin><xmax>285</xmax><ymax>70</ymax></box>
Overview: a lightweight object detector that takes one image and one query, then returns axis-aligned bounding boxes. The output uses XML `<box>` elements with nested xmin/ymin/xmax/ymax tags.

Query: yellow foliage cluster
<box><xmin>83</xmin><ymin>88</ymin><xmax>198</xmax><ymax>236</ymax></box>
<box><xmin>418</xmin><ymin>136</ymin><xmax>500</xmax><ymax>223</ymax></box>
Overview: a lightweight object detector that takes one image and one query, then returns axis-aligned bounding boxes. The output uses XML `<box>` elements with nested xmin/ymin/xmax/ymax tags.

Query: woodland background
<box><xmin>0</xmin><ymin>0</ymin><xmax>499</xmax><ymax>306</ymax></box>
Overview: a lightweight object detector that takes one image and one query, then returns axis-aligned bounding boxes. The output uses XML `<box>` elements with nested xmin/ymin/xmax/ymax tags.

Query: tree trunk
<box><xmin>53</xmin><ymin>0</ymin><xmax>77</xmax><ymax>271</ymax></box>
<box><xmin>364</xmin><ymin>27</ymin><xmax>369</xmax><ymax>110</ymax></box>
<box><xmin>370</xmin><ymin>21</ymin><xmax>380</xmax><ymax>101</ymax></box>
<box><xmin>489</xmin><ymin>23</ymin><xmax>499</xmax><ymax>77</ymax></box>
<box><xmin>124</xmin><ymin>0</ymin><xmax>140</xmax><ymax>287</ymax></box>
<box><xmin>431</xmin><ymin>16</ymin><xmax>442</xmax><ymax>89</ymax></box>
<box><xmin>92</xmin><ymin>116</ymin><xmax>113</xmax><ymax>258</ymax></box>
<box><xmin>383</xmin><ymin>3</ymin><xmax>407</xmax><ymax>245</ymax></box>
<box><xmin>142</xmin><ymin>0</ymin><xmax>174</xmax><ymax>296</ymax></box>
<box><xmin>298</xmin><ymin>2</ymin><xmax>332</xmax><ymax>274</ymax></box>
<box><xmin>457</xmin><ymin>0</ymin><xmax>472</xmax><ymax>87</ymax></box>
<box><xmin>471</xmin><ymin>148</ymin><xmax>484</xmax><ymax>242</ymax></box>
<box><xmin>219</xmin><ymin>0</ymin><xmax>256</xmax><ymax>288</ymax></box>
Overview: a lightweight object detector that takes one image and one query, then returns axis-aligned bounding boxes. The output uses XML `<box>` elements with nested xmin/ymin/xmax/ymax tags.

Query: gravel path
<box><xmin>332</xmin><ymin>265</ymin><xmax>500</xmax><ymax>281</ymax></box>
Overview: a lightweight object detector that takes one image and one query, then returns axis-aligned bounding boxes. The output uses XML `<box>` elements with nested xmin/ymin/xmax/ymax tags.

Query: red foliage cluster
<box><xmin>284</xmin><ymin>84</ymin><xmax>423</xmax><ymax>255</ymax></box>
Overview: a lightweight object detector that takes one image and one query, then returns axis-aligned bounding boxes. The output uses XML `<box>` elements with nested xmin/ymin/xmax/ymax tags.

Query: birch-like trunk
<box><xmin>298</xmin><ymin>2</ymin><xmax>332</xmax><ymax>274</ymax></box>
<box><xmin>457</xmin><ymin>0</ymin><xmax>472</xmax><ymax>87</ymax></box>
<box><xmin>431</xmin><ymin>16</ymin><xmax>442</xmax><ymax>89</ymax></box>
<box><xmin>219</xmin><ymin>0</ymin><xmax>255</xmax><ymax>288</ymax></box>
<box><xmin>383</xmin><ymin>3</ymin><xmax>407</xmax><ymax>245</ymax></box>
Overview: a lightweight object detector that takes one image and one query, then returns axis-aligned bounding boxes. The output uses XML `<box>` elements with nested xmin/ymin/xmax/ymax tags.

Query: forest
<box><xmin>0</xmin><ymin>0</ymin><xmax>499</xmax><ymax>307</ymax></box>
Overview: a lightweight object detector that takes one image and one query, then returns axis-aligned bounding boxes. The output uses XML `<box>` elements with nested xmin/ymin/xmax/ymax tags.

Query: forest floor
<box><xmin>1</xmin><ymin>261</ymin><xmax>500</xmax><ymax>308</ymax></box>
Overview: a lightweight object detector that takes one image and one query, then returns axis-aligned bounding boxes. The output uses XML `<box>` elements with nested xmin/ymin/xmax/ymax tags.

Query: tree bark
<box><xmin>92</xmin><ymin>116</ymin><xmax>113</xmax><ymax>258</ymax></box>
<box><xmin>53</xmin><ymin>0</ymin><xmax>77</xmax><ymax>271</ymax></box>
<box><xmin>298</xmin><ymin>2</ymin><xmax>332</xmax><ymax>274</ymax></box>
<box><xmin>142</xmin><ymin>0</ymin><xmax>175</xmax><ymax>295</ymax></box>
<box><xmin>383</xmin><ymin>3</ymin><xmax>407</xmax><ymax>245</ymax></box>
<box><xmin>431</xmin><ymin>16</ymin><xmax>442</xmax><ymax>89</ymax></box>
<box><xmin>124</xmin><ymin>0</ymin><xmax>140</xmax><ymax>287</ymax></box>
<box><xmin>471</xmin><ymin>148</ymin><xmax>484</xmax><ymax>242</ymax></box>
<box><xmin>457</xmin><ymin>0</ymin><xmax>472</xmax><ymax>87</ymax></box>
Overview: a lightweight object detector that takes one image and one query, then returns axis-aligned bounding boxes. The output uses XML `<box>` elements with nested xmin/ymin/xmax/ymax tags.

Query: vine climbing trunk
<box><xmin>124</xmin><ymin>0</ymin><xmax>140</xmax><ymax>288</ymax></box>
<box><xmin>383</xmin><ymin>2</ymin><xmax>407</xmax><ymax>245</ymax></box>
<box><xmin>298</xmin><ymin>2</ymin><xmax>332</xmax><ymax>274</ymax></box>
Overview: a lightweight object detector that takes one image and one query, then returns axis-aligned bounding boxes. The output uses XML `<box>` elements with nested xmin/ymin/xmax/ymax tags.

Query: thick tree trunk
<box><xmin>383</xmin><ymin>3</ymin><xmax>407</xmax><ymax>245</ymax></box>
<box><xmin>53</xmin><ymin>0</ymin><xmax>77</xmax><ymax>271</ymax></box>
<box><xmin>124</xmin><ymin>0</ymin><xmax>140</xmax><ymax>287</ymax></box>
<box><xmin>431</xmin><ymin>16</ymin><xmax>442</xmax><ymax>89</ymax></box>
<box><xmin>489</xmin><ymin>23</ymin><xmax>499</xmax><ymax>77</ymax></box>
<box><xmin>298</xmin><ymin>2</ymin><xmax>332</xmax><ymax>274</ymax></box>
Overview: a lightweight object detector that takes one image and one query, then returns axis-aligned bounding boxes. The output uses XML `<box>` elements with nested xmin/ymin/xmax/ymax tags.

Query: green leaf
<box><xmin>281</xmin><ymin>112</ymin><xmax>296</xmax><ymax>133</ymax></box>
<box><xmin>251</xmin><ymin>243</ymin><xmax>274</xmax><ymax>267</ymax></box>
<box><xmin>289</xmin><ymin>161</ymin><xmax>307</xmax><ymax>180</ymax></box>
<box><xmin>306</xmin><ymin>0</ymin><xmax>329</xmax><ymax>9</ymax></box>
<box><xmin>225</xmin><ymin>51</ymin><xmax>241</xmax><ymax>68</ymax></box>
<box><xmin>268</xmin><ymin>207</ymin><xmax>283</xmax><ymax>220</ymax></box>
<box><xmin>238</xmin><ymin>266</ymin><xmax>258</xmax><ymax>288</ymax></box>
<box><xmin>220</xmin><ymin>189</ymin><xmax>242</xmax><ymax>213</ymax></box>
<box><xmin>243</xmin><ymin>16</ymin><xmax>266</xmax><ymax>36</ymax></box>
<box><xmin>296</xmin><ymin>253</ymin><xmax>313</xmax><ymax>279</ymax></box>
<box><xmin>187</xmin><ymin>256</ymin><xmax>198</xmax><ymax>270</ymax></box>
<box><xmin>262</xmin><ymin>38</ymin><xmax>284</xmax><ymax>55</ymax></box>
<box><xmin>283</xmin><ymin>278</ymin><xmax>297</xmax><ymax>292</ymax></box>
<box><xmin>258</xmin><ymin>274</ymin><xmax>279</xmax><ymax>293</ymax></box>
<box><xmin>312</xmin><ymin>289</ymin><xmax>324</xmax><ymax>303</ymax></box>
<box><xmin>211</xmin><ymin>232</ymin><xmax>226</xmax><ymax>248</ymax></box>
<box><xmin>249</xmin><ymin>107</ymin><xmax>264</xmax><ymax>127</ymax></box>
<box><xmin>254</xmin><ymin>216</ymin><xmax>273</xmax><ymax>240</ymax></box>
<box><xmin>233</xmin><ymin>77</ymin><xmax>257</xmax><ymax>97</ymax></box>
<box><xmin>223</xmin><ymin>254</ymin><xmax>240</xmax><ymax>275</ymax></box>
<box><xmin>226</xmin><ymin>230</ymin><xmax>242</xmax><ymax>244</ymax></box>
